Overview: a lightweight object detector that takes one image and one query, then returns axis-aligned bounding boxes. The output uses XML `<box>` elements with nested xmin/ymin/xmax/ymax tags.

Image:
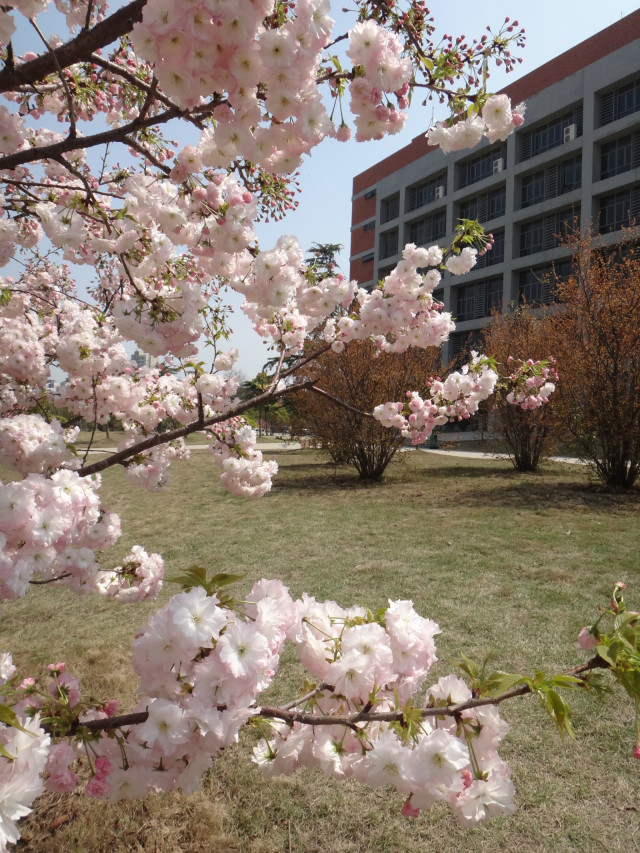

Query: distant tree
<box><xmin>484</xmin><ymin>306</ymin><xmax>562</xmax><ymax>472</ymax></box>
<box><xmin>239</xmin><ymin>372</ymin><xmax>287</xmax><ymax>435</ymax></box>
<box><xmin>305</xmin><ymin>242</ymin><xmax>343</xmax><ymax>279</ymax></box>
<box><xmin>550</xmin><ymin>227</ymin><xmax>640</xmax><ymax>489</ymax></box>
<box><xmin>291</xmin><ymin>342</ymin><xmax>442</xmax><ymax>481</ymax></box>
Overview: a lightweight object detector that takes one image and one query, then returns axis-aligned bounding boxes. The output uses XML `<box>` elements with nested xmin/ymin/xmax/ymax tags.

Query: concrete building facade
<box><xmin>349</xmin><ymin>11</ymin><xmax>640</xmax><ymax>360</ymax></box>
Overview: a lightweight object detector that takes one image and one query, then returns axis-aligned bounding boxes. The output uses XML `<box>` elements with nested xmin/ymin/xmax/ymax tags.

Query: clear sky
<box><xmin>228</xmin><ymin>0</ymin><xmax>639</xmax><ymax>378</ymax></box>
<box><xmin>8</xmin><ymin>1</ymin><xmax>640</xmax><ymax>378</ymax></box>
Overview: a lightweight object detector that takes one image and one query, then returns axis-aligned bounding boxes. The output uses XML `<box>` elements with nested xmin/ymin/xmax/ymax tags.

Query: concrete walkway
<box><xmin>78</xmin><ymin>440</ymin><xmax>586</xmax><ymax>464</ymax></box>
<box><xmin>417</xmin><ymin>447</ymin><xmax>587</xmax><ymax>465</ymax></box>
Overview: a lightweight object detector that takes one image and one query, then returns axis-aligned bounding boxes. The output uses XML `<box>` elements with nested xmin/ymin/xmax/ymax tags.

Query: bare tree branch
<box><xmin>0</xmin><ymin>0</ymin><xmax>148</xmax><ymax>94</ymax></box>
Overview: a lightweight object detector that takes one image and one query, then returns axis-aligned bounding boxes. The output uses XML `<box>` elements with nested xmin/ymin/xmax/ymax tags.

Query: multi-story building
<box><xmin>132</xmin><ymin>349</ymin><xmax>158</xmax><ymax>370</ymax></box>
<box><xmin>349</xmin><ymin>11</ymin><xmax>640</xmax><ymax>361</ymax></box>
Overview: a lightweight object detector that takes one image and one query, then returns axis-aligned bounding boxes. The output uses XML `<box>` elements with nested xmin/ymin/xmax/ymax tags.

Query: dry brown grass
<box><xmin>4</xmin><ymin>449</ymin><xmax>640</xmax><ymax>852</ymax></box>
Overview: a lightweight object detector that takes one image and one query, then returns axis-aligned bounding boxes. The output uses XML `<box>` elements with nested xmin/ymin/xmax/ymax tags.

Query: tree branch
<box><xmin>90</xmin><ymin>54</ymin><xmax>176</xmax><ymax>114</ymax></box>
<box><xmin>77</xmin><ymin>379</ymin><xmax>317</xmax><ymax>477</ymax></box>
<box><xmin>307</xmin><ymin>384</ymin><xmax>375</xmax><ymax>419</ymax></box>
<box><xmin>60</xmin><ymin>656</ymin><xmax>609</xmax><ymax>737</ymax></box>
<box><xmin>0</xmin><ymin>105</ymin><xmax>183</xmax><ymax>172</ymax></box>
<box><xmin>0</xmin><ymin>0</ymin><xmax>148</xmax><ymax>94</ymax></box>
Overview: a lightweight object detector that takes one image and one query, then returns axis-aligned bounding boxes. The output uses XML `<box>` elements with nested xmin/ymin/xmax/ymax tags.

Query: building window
<box><xmin>518</xmin><ymin>106</ymin><xmax>583</xmax><ymax>161</ymax></box>
<box><xmin>407</xmin><ymin>211</ymin><xmax>446</xmax><ymax>246</ymax></box>
<box><xmin>378</xmin><ymin>265</ymin><xmax>395</xmax><ymax>281</ymax></box>
<box><xmin>599</xmin><ymin>77</ymin><xmax>640</xmax><ymax>126</ymax></box>
<box><xmin>362</xmin><ymin>252</ymin><xmax>374</xmax><ymax>263</ymax></box>
<box><xmin>519</xmin><ymin>207</ymin><xmax>579</xmax><ymax>257</ymax></box>
<box><xmin>455</xmin><ymin>277</ymin><xmax>503</xmax><ymax>322</ymax></box>
<box><xmin>432</xmin><ymin>288</ymin><xmax>444</xmax><ymax>306</ymax></box>
<box><xmin>364</xmin><ymin>189</ymin><xmax>376</xmax><ymax>200</ymax></box>
<box><xmin>381</xmin><ymin>193</ymin><xmax>400</xmax><ymax>223</ymax></box>
<box><xmin>380</xmin><ymin>229</ymin><xmax>399</xmax><ymax>259</ymax></box>
<box><xmin>518</xmin><ymin>259</ymin><xmax>572</xmax><ymax>306</ymax></box>
<box><xmin>406</xmin><ymin>172</ymin><xmax>447</xmax><ymax>211</ymax></box>
<box><xmin>600</xmin><ymin>133</ymin><xmax>640</xmax><ymax>179</ymax></box>
<box><xmin>520</xmin><ymin>155</ymin><xmax>581</xmax><ymax>208</ymax></box>
<box><xmin>448</xmin><ymin>330</ymin><xmax>484</xmax><ymax>362</ymax></box>
<box><xmin>599</xmin><ymin>188</ymin><xmax>640</xmax><ymax>233</ymax></box>
<box><xmin>457</xmin><ymin>143</ymin><xmax>507</xmax><ymax>190</ymax></box>
<box><xmin>519</xmin><ymin>219</ymin><xmax>544</xmax><ymax>256</ymax></box>
<box><xmin>363</xmin><ymin>220</ymin><xmax>375</xmax><ymax>232</ymax></box>
<box><xmin>458</xmin><ymin>185</ymin><xmax>506</xmax><ymax>223</ymax></box>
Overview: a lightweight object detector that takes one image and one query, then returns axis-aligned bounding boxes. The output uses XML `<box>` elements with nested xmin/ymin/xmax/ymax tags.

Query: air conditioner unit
<box><xmin>492</xmin><ymin>158</ymin><xmax>504</xmax><ymax>174</ymax></box>
<box><xmin>434</xmin><ymin>186</ymin><xmax>445</xmax><ymax>200</ymax></box>
<box><xmin>563</xmin><ymin>124</ymin><xmax>576</xmax><ymax>143</ymax></box>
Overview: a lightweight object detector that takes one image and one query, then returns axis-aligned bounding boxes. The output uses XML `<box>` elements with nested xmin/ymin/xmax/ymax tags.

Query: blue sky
<box><xmin>8</xmin><ymin>1</ymin><xmax>640</xmax><ymax>378</ymax></box>
<box><xmin>229</xmin><ymin>1</ymin><xmax>639</xmax><ymax>378</ymax></box>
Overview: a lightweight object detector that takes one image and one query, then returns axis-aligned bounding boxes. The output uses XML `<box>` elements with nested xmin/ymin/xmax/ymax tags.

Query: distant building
<box><xmin>350</xmin><ymin>10</ymin><xmax>640</xmax><ymax>361</ymax></box>
<box><xmin>132</xmin><ymin>349</ymin><xmax>158</xmax><ymax>369</ymax></box>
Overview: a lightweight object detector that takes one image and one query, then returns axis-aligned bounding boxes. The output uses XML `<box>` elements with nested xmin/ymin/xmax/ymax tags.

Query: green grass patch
<box><xmin>5</xmin><ymin>449</ymin><xmax>640</xmax><ymax>852</ymax></box>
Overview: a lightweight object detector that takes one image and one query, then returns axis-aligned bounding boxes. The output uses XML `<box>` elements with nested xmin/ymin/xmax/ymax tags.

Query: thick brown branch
<box><xmin>58</xmin><ymin>656</ymin><xmax>609</xmax><ymax>737</ymax></box>
<box><xmin>0</xmin><ymin>0</ymin><xmax>148</xmax><ymax>94</ymax></box>
<box><xmin>0</xmin><ymin>105</ymin><xmax>182</xmax><ymax>172</ymax></box>
<box><xmin>77</xmin><ymin>379</ymin><xmax>316</xmax><ymax>477</ymax></box>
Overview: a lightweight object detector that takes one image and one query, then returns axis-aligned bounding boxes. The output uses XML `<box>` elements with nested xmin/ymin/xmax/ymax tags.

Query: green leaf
<box><xmin>455</xmin><ymin>654</ymin><xmax>479</xmax><ymax>682</ymax></box>
<box><xmin>546</xmin><ymin>689</ymin><xmax>575</xmax><ymax>740</ymax></box>
<box><xmin>170</xmin><ymin>564</ymin><xmax>209</xmax><ymax>591</ymax></box>
<box><xmin>209</xmin><ymin>572</ymin><xmax>246</xmax><ymax>588</ymax></box>
<box><xmin>549</xmin><ymin>675</ymin><xmax>584</xmax><ymax>690</ymax></box>
<box><xmin>482</xmin><ymin>671</ymin><xmax>528</xmax><ymax>695</ymax></box>
<box><xmin>0</xmin><ymin>703</ymin><xmax>35</xmax><ymax>735</ymax></box>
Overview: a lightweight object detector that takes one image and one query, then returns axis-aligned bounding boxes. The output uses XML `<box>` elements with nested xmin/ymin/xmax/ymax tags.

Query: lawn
<box><xmin>4</xmin><ymin>448</ymin><xmax>640</xmax><ymax>852</ymax></box>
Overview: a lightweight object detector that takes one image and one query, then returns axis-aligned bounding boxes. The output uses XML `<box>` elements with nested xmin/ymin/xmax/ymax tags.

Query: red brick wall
<box><xmin>350</xmin><ymin>256</ymin><xmax>375</xmax><ymax>283</ymax></box>
<box><xmin>351</xmin><ymin>194</ymin><xmax>376</xmax><ymax>226</ymax></box>
<box><xmin>350</xmin><ymin>226</ymin><xmax>375</xmax><ymax>257</ymax></box>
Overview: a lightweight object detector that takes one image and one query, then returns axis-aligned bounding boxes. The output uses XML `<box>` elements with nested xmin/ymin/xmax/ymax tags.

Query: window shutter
<box><xmin>631</xmin><ymin>187</ymin><xmax>640</xmax><ymax>220</ymax></box>
<box><xmin>545</xmin><ymin>164</ymin><xmax>559</xmax><ymax>200</ymax></box>
<box><xmin>473</xmin><ymin>283</ymin><xmax>485</xmax><ymax>319</ymax></box>
<box><xmin>520</xmin><ymin>132</ymin><xmax>532</xmax><ymax>161</ymax></box>
<box><xmin>574</xmin><ymin>105</ymin><xmax>583</xmax><ymax>136</ymax></box>
<box><xmin>543</xmin><ymin>215</ymin><xmax>557</xmax><ymax>250</ymax></box>
<box><xmin>407</xmin><ymin>186</ymin><xmax>417</xmax><ymax>211</ymax></box>
<box><xmin>600</xmin><ymin>92</ymin><xmax>614</xmax><ymax>127</ymax></box>
<box><xmin>541</xmin><ymin>275</ymin><xmax>555</xmax><ymax>305</ymax></box>
<box><xmin>632</xmin><ymin>132</ymin><xmax>640</xmax><ymax>169</ymax></box>
<box><xmin>477</xmin><ymin>193</ymin><xmax>488</xmax><ymax>222</ymax></box>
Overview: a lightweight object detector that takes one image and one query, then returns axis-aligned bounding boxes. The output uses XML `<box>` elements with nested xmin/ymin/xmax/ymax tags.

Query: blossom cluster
<box><xmin>0</xmin><ymin>589</ymin><xmax>515</xmax><ymax>838</ymax></box>
<box><xmin>503</xmin><ymin>356</ymin><xmax>558</xmax><ymax>410</ymax></box>
<box><xmin>0</xmin><ymin>657</ymin><xmax>50</xmax><ymax>852</ymax></box>
<box><xmin>373</xmin><ymin>353</ymin><xmax>500</xmax><ymax>443</ymax></box>
<box><xmin>426</xmin><ymin>95</ymin><xmax>526</xmax><ymax>153</ymax></box>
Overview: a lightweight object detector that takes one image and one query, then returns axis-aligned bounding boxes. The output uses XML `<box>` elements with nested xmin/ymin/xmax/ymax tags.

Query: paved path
<box><xmin>77</xmin><ymin>441</ymin><xmax>585</xmax><ymax>464</ymax></box>
<box><xmin>417</xmin><ymin>447</ymin><xmax>587</xmax><ymax>465</ymax></box>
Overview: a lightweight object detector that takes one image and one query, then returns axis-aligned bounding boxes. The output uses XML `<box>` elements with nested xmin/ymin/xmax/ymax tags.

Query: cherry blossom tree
<box><xmin>1</xmin><ymin>0</ymin><xmax>637</xmax><ymax>848</ymax></box>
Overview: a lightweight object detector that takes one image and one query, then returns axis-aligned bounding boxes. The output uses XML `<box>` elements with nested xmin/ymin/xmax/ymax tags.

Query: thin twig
<box><xmin>308</xmin><ymin>384</ymin><xmax>375</xmax><ymax>419</ymax></box>
<box><xmin>29</xmin><ymin>18</ymin><xmax>77</xmax><ymax>139</ymax></box>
